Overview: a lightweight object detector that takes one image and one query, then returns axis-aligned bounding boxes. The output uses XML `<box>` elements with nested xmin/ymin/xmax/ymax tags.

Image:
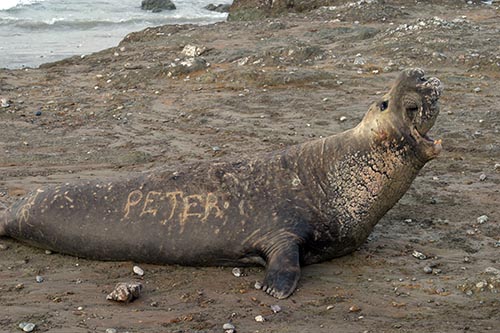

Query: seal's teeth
<box><xmin>434</xmin><ymin>139</ymin><xmax>442</xmax><ymax>145</ymax></box>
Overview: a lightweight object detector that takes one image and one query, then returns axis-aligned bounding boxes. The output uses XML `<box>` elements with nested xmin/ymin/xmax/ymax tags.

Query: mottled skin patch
<box><xmin>0</xmin><ymin>68</ymin><xmax>442</xmax><ymax>299</ymax></box>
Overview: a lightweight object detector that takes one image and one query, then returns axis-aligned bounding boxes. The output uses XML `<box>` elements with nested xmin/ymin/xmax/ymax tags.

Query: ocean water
<box><xmin>0</xmin><ymin>0</ymin><xmax>231</xmax><ymax>69</ymax></box>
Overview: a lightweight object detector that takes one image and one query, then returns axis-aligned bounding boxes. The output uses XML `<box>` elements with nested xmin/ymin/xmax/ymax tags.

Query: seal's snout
<box><xmin>404</xmin><ymin>67</ymin><xmax>425</xmax><ymax>80</ymax></box>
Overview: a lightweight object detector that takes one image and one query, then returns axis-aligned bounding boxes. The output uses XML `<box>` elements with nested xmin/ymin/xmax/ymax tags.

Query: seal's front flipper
<box><xmin>260</xmin><ymin>242</ymin><xmax>300</xmax><ymax>299</ymax></box>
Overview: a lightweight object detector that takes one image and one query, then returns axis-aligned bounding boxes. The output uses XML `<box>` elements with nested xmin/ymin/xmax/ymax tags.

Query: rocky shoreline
<box><xmin>0</xmin><ymin>1</ymin><xmax>499</xmax><ymax>332</ymax></box>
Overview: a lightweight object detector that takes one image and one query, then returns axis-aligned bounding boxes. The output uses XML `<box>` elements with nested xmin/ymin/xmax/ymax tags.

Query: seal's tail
<box><xmin>0</xmin><ymin>202</ymin><xmax>9</xmax><ymax>236</ymax></box>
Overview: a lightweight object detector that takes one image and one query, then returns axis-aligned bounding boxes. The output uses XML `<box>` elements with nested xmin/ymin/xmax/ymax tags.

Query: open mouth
<box><xmin>416</xmin><ymin>76</ymin><xmax>442</xmax><ymax>144</ymax></box>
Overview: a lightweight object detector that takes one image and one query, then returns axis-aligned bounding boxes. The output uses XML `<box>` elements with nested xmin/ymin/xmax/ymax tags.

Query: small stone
<box><xmin>476</xmin><ymin>281</ymin><xmax>486</xmax><ymax>289</ymax></box>
<box><xmin>423</xmin><ymin>266</ymin><xmax>433</xmax><ymax>274</ymax></box>
<box><xmin>1</xmin><ymin>98</ymin><xmax>10</xmax><ymax>108</ymax></box>
<box><xmin>349</xmin><ymin>305</ymin><xmax>362</xmax><ymax>313</ymax></box>
<box><xmin>270</xmin><ymin>304</ymin><xmax>282</xmax><ymax>313</ymax></box>
<box><xmin>354</xmin><ymin>56</ymin><xmax>366</xmax><ymax>65</ymax></box>
<box><xmin>479</xmin><ymin>173</ymin><xmax>487</xmax><ymax>181</ymax></box>
<box><xmin>255</xmin><ymin>315</ymin><xmax>265</xmax><ymax>322</ymax></box>
<box><xmin>45</xmin><ymin>250</ymin><xmax>52</xmax><ymax>255</ymax></box>
<box><xmin>0</xmin><ymin>243</ymin><xmax>8</xmax><ymax>251</ymax></box>
<box><xmin>435</xmin><ymin>287</ymin><xmax>446</xmax><ymax>294</ymax></box>
<box><xmin>19</xmin><ymin>322</ymin><xmax>36</xmax><ymax>332</ymax></box>
<box><xmin>181</xmin><ymin>45</ymin><xmax>206</xmax><ymax>57</ymax></box>
<box><xmin>412</xmin><ymin>250</ymin><xmax>427</xmax><ymax>260</ymax></box>
<box><xmin>106</xmin><ymin>282</ymin><xmax>143</xmax><ymax>303</ymax></box>
<box><xmin>35</xmin><ymin>110</ymin><xmax>42</xmax><ymax>116</ymax></box>
<box><xmin>477</xmin><ymin>215</ymin><xmax>488</xmax><ymax>224</ymax></box>
<box><xmin>15</xmin><ymin>283</ymin><xmax>24</xmax><ymax>290</ymax></box>
<box><xmin>326</xmin><ymin>305</ymin><xmax>335</xmax><ymax>310</ymax></box>
<box><xmin>105</xmin><ymin>329</ymin><xmax>117</xmax><ymax>333</ymax></box>
<box><xmin>212</xmin><ymin>146</ymin><xmax>221</xmax><ymax>152</ymax></box>
<box><xmin>254</xmin><ymin>281</ymin><xmax>262</xmax><ymax>289</ymax></box>
<box><xmin>473</xmin><ymin>87</ymin><xmax>481</xmax><ymax>93</ymax></box>
<box><xmin>485</xmin><ymin>267</ymin><xmax>500</xmax><ymax>276</ymax></box>
<box><xmin>133</xmin><ymin>265</ymin><xmax>144</xmax><ymax>276</ymax></box>
<box><xmin>35</xmin><ymin>275</ymin><xmax>44</xmax><ymax>283</ymax></box>
<box><xmin>223</xmin><ymin>323</ymin><xmax>236</xmax><ymax>332</ymax></box>
<box><xmin>232</xmin><ymin>267</ymin><xmax>242</xmax><ymax>277</ymax></box>
<box><xmin>339</xmin><ymin>116</ymin><xmax>347</xmax><ymax>122</ymax></box>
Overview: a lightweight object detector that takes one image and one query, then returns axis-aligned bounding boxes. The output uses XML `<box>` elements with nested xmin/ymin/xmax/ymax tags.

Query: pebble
<box><xmin>473</xmin><ymin>87</ymin><xmax>481</xmax><ymax>93</ymax></box>
<box><xmin>133</xmin><ymin>265</ymin><xmax>144</xmax><ymax>276</ymax></box>
<box><xmin>354</xmin><ymin>56</ymin><xmax>366</xmax><ymax>65</ymax></box>
<box><xmin>232</xmin><ymin>267</ymin><xmax>242</xmax><ymax>277</ymax></box>
<box><xmin>35</xmin><ymin>110</ymin><xmax>42</xmax><ymax>116</ymax></box>
<box><xmin>45</xmin><ymin>250</ymin><xmax>52</xmax><ymax>255</ymax></box>
<box><xmin>181</xmin><ymin>44</ymin><xmax>206</xmax><ymax>57</ymax></box>
<box><xmin>0</xmin><ymin>243</ymin><xmax>8</xmax><ymax>251</ymax></box>
<box><xmin>349</xmin><ymin>305</ymin><xmax>361</xmax><ymax>313</ymax></box>
<box><xmin>35</xmin><ymin>275</ymin><xmax>44</xmax><ymax>283</ymax></box>
<box><xmin>423</xmin><ymin>266</ymin><xmax>433</xmax><ymax>274</ymax></box>
<box><xmin>494</xmin><ymin>163</ymin><xmax>500</xmax><ymax>171</ymax></box>
<box><xmin>339</xmin><ymin>116</ymin><xmax>347</xmax><ymax>122</ymax></box>
<box><xmin>479</xmin><ymin>173</ymin><xmax>487</xmax><ymax>181</ymax></box>
<box><xmin>223</xmin><ymin>323</ymin><xmax>236</xmax><ymax>333</ymax></box>
<box><xmin>106</xmin><ymin>282</ymin><xmax>143</xmax><ymax>303</ymax></box>
<box><xmin>19</xmin><ymin>322</ymin><xmax>36</xmax><ymax>332</ymax></box>
<box><xmin>1</xmin><ymin>98</ymin><xmax>10</xmax><ymax>108</ymax></box>
<box><xmin>485</xmin><ymin>267</ymin><xmax>500</xmax><ymax>276</ymax></box>
<box><xmin>105</xmin><ymin>329</ymin><xmax>117</xmax><ymax>333</ymax></box>
<box><xmin>326</xmin><ymin>305</ymin><xmax>335</xmax><ymax>310</ymax></box>
<box><xmin>412</xmin><ymin>250</ymin><xmax>427</xmax><ymax>260</ymax></box>
<box><xmin>476</xmin><ymin>281</ymin><xmax>486</xmax><ymax>289</ymax></box>
<box><xmin>477</xmin><ymin>215</ymin><xmax>489</xmax><ymax>224</ymax></box>
<box><xmin>270</xmin><ymin>304</ymin><xmax>282</xmax><ymax>313</ymax></box>
<box><xmin>254</xmin><ymin>281</ymin><xmax>262</xmax><ymax>289</ymax></box>
<box><xmin>255</xmin><ymin>315</ymin><xmax>265</xmax><ymax>322</ymax></box>
<box><xmin>435</xmin><ymin>287</ymin><xmax>446</xmax><ymax>294</ymax></box>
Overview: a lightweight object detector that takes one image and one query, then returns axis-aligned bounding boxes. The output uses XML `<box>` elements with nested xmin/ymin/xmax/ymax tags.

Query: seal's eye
<box><xmin>380</xmin><ymin>100</ymin><xmax>388</xmax><ymax>111</ymax></box>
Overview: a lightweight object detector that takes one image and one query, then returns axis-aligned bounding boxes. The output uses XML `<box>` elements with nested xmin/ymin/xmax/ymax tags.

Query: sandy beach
<box><xmin>0</xmin><ymin>1</ymin><xmax>499</xmax><ymax>332</ymax></box>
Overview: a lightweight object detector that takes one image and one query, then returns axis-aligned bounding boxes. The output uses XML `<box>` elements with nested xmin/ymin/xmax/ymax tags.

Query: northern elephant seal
<box><xmin>0</xmin><ymin>68</ymin><xmax>442</xmax><ymax>299</ymax></box>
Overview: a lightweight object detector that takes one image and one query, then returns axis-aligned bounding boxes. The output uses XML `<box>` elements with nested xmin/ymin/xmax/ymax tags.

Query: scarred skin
<box><xmin>0</xmin><ymin>68</ymin><xmax>442</xmax><ymax>299</ymax></box>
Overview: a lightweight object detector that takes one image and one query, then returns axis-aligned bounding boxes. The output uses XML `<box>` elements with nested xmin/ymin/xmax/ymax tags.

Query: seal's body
<box><xmin>0</xmin><ymin>69</ymin><xmax>443</xmax><ymax>299</ymax></box>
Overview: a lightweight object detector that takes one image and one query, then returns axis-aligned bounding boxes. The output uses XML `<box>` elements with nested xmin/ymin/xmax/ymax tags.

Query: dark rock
<box><xmin>205</xmin><ymin>4</ymin><xmax>231</xmax><ymax>13</ymax></box>
<box><xmin>228</xmin><ymin>0</ymin><xmax>331</xmax><ymax>21</ymax></box>
<box><xmin>141</xmin><ymin>0</ymin><xmax>176</xmax><ymax>12</ymax></box>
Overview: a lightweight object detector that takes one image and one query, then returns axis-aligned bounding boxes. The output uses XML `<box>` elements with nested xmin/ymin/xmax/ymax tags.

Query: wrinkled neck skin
<box><xmin>290</xmin><ymin>115</ymin><xmax>426</xmax><ymax>260</ymax></box>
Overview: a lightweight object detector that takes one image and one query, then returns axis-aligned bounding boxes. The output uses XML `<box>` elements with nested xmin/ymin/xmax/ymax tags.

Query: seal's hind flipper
<box><xmin>260</xmin><ymin>242</ymin><xmax>301</xmax><ymax>299</ymax></box>
<box><xmin>0</xmin><ymin>207</ymin><xmax>8</xmax><ymax>236</ymax></box>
